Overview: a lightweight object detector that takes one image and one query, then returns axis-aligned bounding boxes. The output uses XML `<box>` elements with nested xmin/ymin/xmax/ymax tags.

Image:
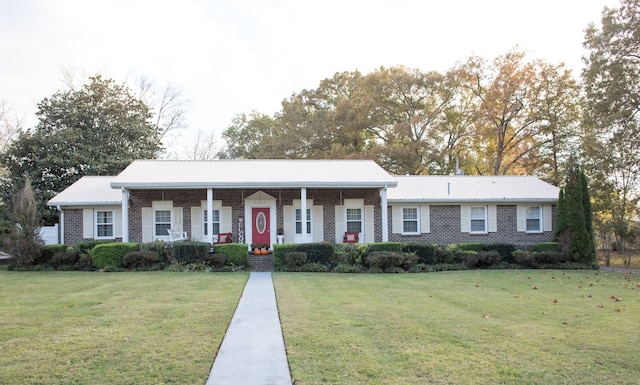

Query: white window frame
<box><xmin>154</xmin><ymin>209</ymin><xmax>172</xmax><ymax>239</ymax></box>
<box><xmin>203</xmin><ymin>208</ymin><xmax>221</xmax><ymax>237</ymax></box>
<box><xmin>525</xmin><ymin>206</ymin><xmax>542</xmax><ymax>233</ymax></box>
<box><xmin>470</xmin><ymin>206</ymin><xmax>487</xmax><ymax>234</ymax></box>
<box><xmin>295</xmin><ymin>208</ymin><xmax>312</xmax><ymax>235</ymax></box>
<box><xmin>402</xmin><ymin>207</ymin><xmax>420</xmax><ymax>235</ymax></box>
<box><xmin>346</xmin><ymin>207</ymin><xmax>363</xmax><ymax>234</ymax></box>
<box><xmin>95</xmin><ymin>210</ymin><xmax>115</xmax><ymax>239</ymax></box>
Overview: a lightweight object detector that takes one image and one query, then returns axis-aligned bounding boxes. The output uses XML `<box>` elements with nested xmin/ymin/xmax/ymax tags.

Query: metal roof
<box><xmin>110</xmin><ymin>159</ymin><xmax>398</xmax><ymax>189</ymax></box>
<box><xmin>387</xmin><ymin>175</ymin><xmax>559</xmax><ymax>203</ymax></box>
<box><xmin>47</xmin><ymin>176</ymin><xmax>121</xmax><ymax>207</ymax></box>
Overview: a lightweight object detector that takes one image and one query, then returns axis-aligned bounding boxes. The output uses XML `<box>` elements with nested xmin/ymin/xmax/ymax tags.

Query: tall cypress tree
<box><xmin>560</xmin><ymin>160</ymin><xmax>595</xmax><ymax>264</ymax></box>
<box><xmin>555</xmin><ymin>187</ymin><xmax>567</xmax><ymax>240</ymax></box>
<box><xmin>579</xmin><ymin>170</ymin><xmax>596</xmax><ymax>263</ymax></box>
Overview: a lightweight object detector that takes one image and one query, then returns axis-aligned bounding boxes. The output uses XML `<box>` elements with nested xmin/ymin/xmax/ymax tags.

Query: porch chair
<box><xmin>167</xmin><ymin>229</ymin><xmax>188</xmax><ymax>244</ymax></box>
<box><xmin>343</xmin><ymin>231</ymin><xmax>359</xmax><ymax>243</ymax></box>
<box><xmin>213</xmin><ymin>232</ymin><xmax>232</xmax><ymax>244</ymax></box>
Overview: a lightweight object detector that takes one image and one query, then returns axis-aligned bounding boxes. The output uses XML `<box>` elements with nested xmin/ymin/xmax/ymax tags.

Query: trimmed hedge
<box><xmin>483</xmin><ymin>243</ymin><xmax>517</xmax><ymax>262</ymax></box>
<box><xmin>367</xmin><ymin>242</ymin><xmax>404</xmax><ymax>253</ymax></box>
<box><xmin>91</xmin><ymin>242</ymin><xmax>138</xmax><ymax>269</ymax></box>
<box><xmin>50</xmin><ymin>251</ymin><xmax>81</xmax><ymax>268</ymax></box>
<box><xmin>513</xmin><ymin>250</ymin><xmax>566</xmax><ymax>268</ymax></box>
<box><xmin>455</xmin><ymin>250</ymin><xmax>501</xmax><ymax>269</ymax></box>
<box><xmin>284</xmin><ymin>252</ymin><xmax>307</xmax><ymax>267</ymax></box>
<box><xmin>457</xmin><ymin>242</ymin><xmax>484</xmax><ymax>252</ymax></box>
<box><xmin>273</xmin><ymin>243</ymin><xmax>333</xmax><ymax>267</ymax></box>
<box><xmin>533</xmin><ymin>242</ymin><xmax>562</xmax><ymax>253</ymax></box>
<box><xmin>170</xmin><ymin>242</ymin><xmax>211</xmax><ymax>264</ymax></box>
<box><xmin>122</xmin><ymin>251</ymin><xmax>162</xmax><ymax>269</ymax></box>
<box><xmin>403</xmin><ymin>243</ymin><xmax>440</xmax><ymax>264</ymax></box>
<box><xmin>214</xmin><ymin>243</ymin><xmax>249</xmax><ymax>267</ymax></box>
<box><xmin>365</xmin><ymin>251</ymin><xmax>418</xmax><ymax>271</ymax></box>
<box><xmin>37</xmin><ymin>244</ymin><xmax>69</xmax><ymax>265</ymax></box>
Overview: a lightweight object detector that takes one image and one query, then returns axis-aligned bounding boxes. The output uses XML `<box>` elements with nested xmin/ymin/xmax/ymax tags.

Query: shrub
<box><xmin>122</xmin><ymin>251</ymin><xmax>162</xmax><ymax>269</ymax></box>
<box><xmin>513</xmin><ymin>250</ymin><xmax>566</xmax><ymax>268</ymax></box>
<box><xmin>456</xmin><ymin>250</ymin><xmax>501</xmax><ymax>269</ymax></box>
<box><xmin>170</xmin><ymin>242</ymin><xmax>210</xmax><ymax>264</ymax></box>
<box><xmin>37</xmin><ymin>244</ymin><xmax>68</xmax><ymax>265</ymax></box>
<box><xmin>434</xmin><ymin>247</ymin><xmax>454</xmax><ymax>264</ymax></box>
<box><xmin>297</xmin><ymin>262</ymin><xmax>329</xmax><ymax>272</ymax></box>
<box><xmin>209</xmin><ymin>253</ymin><xmax>227</xmax><ymax>268</ymax></box>
<box><xmin>483</xmin><ymin>243</ymin><xmax>517</xmax><ymax>262</ymax></box>
<box><xmin>533</xmin><ymin>242</ymin><xmax>562</xmax><ymax>253</ymax></box>
<box><xmin>365</xmin><ymin>251</ymin><xmax>417</xmax><ymax>271</ymax></box>
<box><xmin>74</xmin><ymin>240</ymin><xmax>113</xmax><ymax>254</ymax></box>
<box><xmin>293</xmin><ymin>243</ymin><xmax>334</xmax><ymax>265</ymax></box>
<box><xmin>284</xmin><ymin>252</ymin><xmax>307</xmax><ymax>267</ymax></box>
<box><xmin>214</xmin><ymin>243</ymin><xmax>248</xmax><ymax>267</ymax></box>
<box><xmin>51</xmin><ymin>251</ymin><xmax>81</xmax><ymax>269</ymax></box>
<box><xmin>332</xmin><ymin>243</ymin><xmax>366</xmax><ymax>266</ymax></box>
<box><xmin>273</xmin><ymin>244</ymin><xmax>297</xmax><ymax>268</ymax></box>
<box><xmin>457</xmin><ymin>242</ymin><xmax>484</xmax><ymax>252</ymax></box>
<box><xmin>91</xmin><ymin>242</ymin><xmax>138</xmax><ymax>269</ymax></box>
<box><xmin>333</xmin><ymin>263</ymin><xmax>363</xmax><ymax>273</ymax></box>
<box><xmin>367</xmin><ymin>242</ymin><xmax>404</xmax><ymax>253</ymax></box>
<box><xmin>403</xmin><ymin>243</ymin><xmax>440</xmax><ymax>264</ymax></box>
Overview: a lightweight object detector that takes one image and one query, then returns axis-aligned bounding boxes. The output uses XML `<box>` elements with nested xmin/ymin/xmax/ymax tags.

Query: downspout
<box><xmin>380</xmin><ymin>185</ymin><xmax>388</xmax><ymax>242</ymax></box>
<box><xmin>57</xmin><ymin>205</ymin><xmax>64</xmax><ymax>245</ymax></box>
<box><xmin>121</xmin><ymin>188</ymin><xmax>129</xmax><ymax>243</ymax></box>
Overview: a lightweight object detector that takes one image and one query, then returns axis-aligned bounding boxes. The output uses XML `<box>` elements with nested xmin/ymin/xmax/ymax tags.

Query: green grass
<box><xmin>274</xmin><ymin>271</ymin><xmax>640</xmax><ymax>385</ymax></box>
<box><xmin>0</xmin><ymin>269</ymin><xmax>248</xmax><ymax>385</ymax></box>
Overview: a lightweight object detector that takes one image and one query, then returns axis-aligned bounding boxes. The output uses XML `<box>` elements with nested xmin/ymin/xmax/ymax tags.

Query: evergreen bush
<box><xmin>91</xmin><ymin>242</ymin><xmax>138</xmax><ymax>269</ymax></box>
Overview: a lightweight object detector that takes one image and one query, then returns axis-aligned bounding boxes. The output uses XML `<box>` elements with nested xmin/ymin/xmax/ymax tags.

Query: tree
<box><xmin>557</xmin><ymin>160</ymin><xmax>596</xmax><ymax>264</ymax></box>
<box><xmin>3</xmin><ymin>175</ymin><xmax>42</xmax><ymax>266</ymax></box>
<box><xmin>136</xmin><ymin>77</ymin><xmax>191</xmax><ymax>143</ymax></box>
<box><xmin>453</xmin><ymin>50</ymin><xmax>581</xmax><ymax>176</ymax></box>
<box><xmin>582</xmin><ymin>0</ymin><xmax>640</xmax><ymax>259</ymax></box>
<box><xmin>1</xmin><ymin>75</ymin><xmax>162</xmax><ymax>222</ymax></box>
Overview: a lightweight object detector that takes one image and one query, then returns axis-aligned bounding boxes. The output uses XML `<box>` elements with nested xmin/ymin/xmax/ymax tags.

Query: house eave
<box><xmin>111</xmin><ymin>181</ymin><xmax>398</xmax><ymax>190</ymax></box>
<box><xmin>387</xmin><ymin>198</ymin><xmax>558</xmax><ymax>204</ymax></box>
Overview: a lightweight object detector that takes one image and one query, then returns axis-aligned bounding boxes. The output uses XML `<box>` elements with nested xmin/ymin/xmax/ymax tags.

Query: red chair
<box><xmin>343</xmin><ymin>231</ymin><xmax>359</xmax><ymax>243</ymax></box>
<box><xmin>213</xmin><ymin>232</ymin><xmax>232</xmax><ymax>244</ymax></box>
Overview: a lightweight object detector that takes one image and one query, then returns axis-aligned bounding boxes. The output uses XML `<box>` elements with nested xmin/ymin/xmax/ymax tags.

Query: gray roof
<box><xmin>387</xmin><ymin>175</ymin><xmax>559</xmax><ymax>203</ymax></box>
<box><xmin>47</xmin><ymin>176</ymin><xmax>121</xmax><ymax>207</ymax></box>
<box><xmin>110</xmin><ymin>159</ymin><xmax>398</xmax><ymax>189</ymax></box>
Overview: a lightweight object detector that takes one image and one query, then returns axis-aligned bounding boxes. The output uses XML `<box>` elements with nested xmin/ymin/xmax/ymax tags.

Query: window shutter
<box><xmin>142</xmin><ymin>207</ymin><xmax>153</xmax><ymax>242</ymax></box>
<box><xmin>543</xmin><ymin>204</ymin><xmax>552</xmax><ymax>232</ymax></box>
<box><xmin>364</xmin><ymin>205</ymin><xmax>375</xmax><ymax>243</ymax></box>
<box><xmin>335</xmin><ymin>205</ymin><xmax>345</xmax><ymax>243</ymax></box>
<box><xmin>420</xmin><ymin>205</ymin><xmax>430</xmax><ymax>233</ymax></box>
<box><xmin>517</xmin><ymin>205</ymin><xmax>526</xmax><ymax>232</ymax></box>
<box><xmin>191</xmin><ymin>207</ymin><xmax>202</xmax><ymax>241</ymax></box>
<box><xmin>283</xmin><ymin>206</ymin><xmax>294</xmax><ymax>243</ymax></box>
<box><xmin>392</xmin><ymin>206</ymin><xmax>402</xmax><ymax>234</ymax></box>
<box><xmin>114</xmin><ymin>209</ymin><xmax>122</xmax><ymax>238</ymax></box>
<box><xmin>83</xmin><ymin>209</ymin><xmax>94</xmax><ymax>239</ymax></box>
<box><xmin>221</xmin><ymin>207</ymin><xmax>232</xmax><ymax>233</ymax></box>
<box><xmin>488</xmin><ymin>205</ymin><xmax>497</xmax><ymax>233</ymax></box>
<box><xmin>460</xmin><ymin>205</ymin><xmax>470</xmax><ymax>233</ymax></box>
<box><xmin>313</xmin><ymin>206</ymin><xmax>323</xmax><ymax>242</ymax></box>
<box><xmin>173</xmin><ymin>207</ymin><xmax>184</xmax><ymax>233</ymax></box>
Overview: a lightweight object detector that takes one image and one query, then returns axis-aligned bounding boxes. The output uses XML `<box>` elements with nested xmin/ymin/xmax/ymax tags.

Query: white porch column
<box><xmin>380</xmin><ymin>186</ymin><xmax>388</xmax><ymax>242</ymax></box>
<box><xmin>121</xmin><ymin>188</ymin><xmax>129</xmax><ymax>242</ymax></box>
<box><xmin>300</xmin><ymin>187</ymin><xmax>307</xmax><ymax>243</ymax></box>
<box><xmin>207</xmin><ymin>188</ymin><xmax>214</xmax><ymax>244</ymax></box>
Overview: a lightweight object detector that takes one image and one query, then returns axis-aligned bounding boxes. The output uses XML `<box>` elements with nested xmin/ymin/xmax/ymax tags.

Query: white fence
<box><xmin>39</xmin><ymin>224</ymin><xmax>59</xmax><ymax>245</ymax></box>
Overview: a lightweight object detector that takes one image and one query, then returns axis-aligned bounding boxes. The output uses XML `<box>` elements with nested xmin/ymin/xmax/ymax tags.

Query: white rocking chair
<box><xmin>167</xmin><ymin>229</ymin><xmax>188</xmax><ymax>244</ymax></box>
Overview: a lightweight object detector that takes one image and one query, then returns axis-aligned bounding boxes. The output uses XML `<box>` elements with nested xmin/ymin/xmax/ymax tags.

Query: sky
<box><xmin>0</xmin><ymin>0</ymin><xmax>620</xmax><ymax>157</ymax></box>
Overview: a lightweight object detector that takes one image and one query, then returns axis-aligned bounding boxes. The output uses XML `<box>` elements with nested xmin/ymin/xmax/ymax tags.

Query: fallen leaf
<box><xmin>553</xmin><ymin>299</ymin><xmax>558</xmax><ymax>304</ymax></box>
<box><xmin>615</xmin><ymin>308</ymin><xmax>621</xmax><ymax>312</ymax></box>
<box><xmin>532</xmin><ymin>285</ymin><xmax>538</xmax><ymax>290</ymax></box>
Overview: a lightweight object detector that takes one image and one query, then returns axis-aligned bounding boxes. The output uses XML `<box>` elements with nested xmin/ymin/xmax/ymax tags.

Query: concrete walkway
<box><xmin>206</xmin><ymin>272</ymin><xmax>292</xmax><ymax>385</ymax></box>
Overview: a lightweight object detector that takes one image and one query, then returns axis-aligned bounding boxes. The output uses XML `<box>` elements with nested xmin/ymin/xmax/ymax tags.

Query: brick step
<box><xmin>247</xmin><ymin>254</ymin><xmax>275</xmax><ymax>271</ymax></box>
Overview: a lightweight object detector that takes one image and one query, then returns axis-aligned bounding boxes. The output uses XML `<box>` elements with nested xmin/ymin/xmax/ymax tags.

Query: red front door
<box><xmin>252</xmin><ymin>208</ymin><xmax>270</xmax><ymax>246</ymax></box>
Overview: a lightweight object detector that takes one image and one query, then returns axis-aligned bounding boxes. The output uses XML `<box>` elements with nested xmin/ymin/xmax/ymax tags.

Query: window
<box><xmin>526</xmin><ymin>206</ymin><xmax>541</xmax><ymax>232</ymax></box>
<box><xmin>96</xmin><ymin>211</ymin><xmax>113</xmax><ymax>238</ymax></box>
<box><xmin>155</xmin><ymin>210</ymin><xmax>171</xmax><ymax>238</ymax></box>
<box><xmin>295</xmin><ymin>208</ymin><xmax>311</xmax><ymax>234</ymax></box>
<box><xmin>470</xmin><ymin>206</ymin><xmax>487</xmax><ymax>233</ymax></box>
<box><xmin>346</xmin><ymin>208</ymin><xmax>362</xmax><ymax>233</ymax></box>
<box><xmin>203</xmin><ymin>209</ymin><xmax>220</xmax><ymax>236</ymax></box>
<box><xmin>402</xmin><ymin>207</ymin><xmax>419</xmax><ymax>234</ymax></box>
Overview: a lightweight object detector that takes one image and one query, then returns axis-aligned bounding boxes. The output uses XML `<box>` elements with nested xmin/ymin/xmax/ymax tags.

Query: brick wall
<box><xmin>388</xmin><ymin>204</ymin><xmax>556</xmax><ymax>247</ymax></box>
<box><xmin>127</xmin><ymin>188</ymin><xmax>383</xmax><ymax>243</ymax></box>
<box><xmin>63</xmin><ymin>209</ymin><xmax>84</xmax><ymax>244</ymax></box>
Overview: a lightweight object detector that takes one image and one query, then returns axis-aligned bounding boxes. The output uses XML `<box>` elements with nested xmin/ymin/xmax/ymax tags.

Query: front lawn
<box><xmin>0</xmin><ymin>270</ymin><xmax>248</xmax><ymax>385</ymax></box>
<box><xmin>275</xmin><ymin>271</ymin><xmax>640</xmax><ymax>384</ymax></box>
